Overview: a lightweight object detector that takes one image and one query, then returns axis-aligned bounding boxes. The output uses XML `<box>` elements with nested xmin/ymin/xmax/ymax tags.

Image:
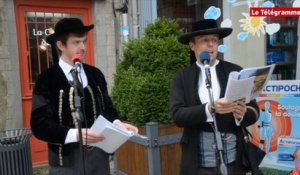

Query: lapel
<box><xmin>215</xmin><ymin>60</ymin><xmax>228</xmax><ymax>98</ymax></box>
<box><xmin>82</xmin><ymin>64</ymin><xmax>97</xmax><ymax>88</ymax></box>
<box><xmin>52</xmin><ymin>64</ymin><xmax>72</xmax><ymax>89</ymax></box>
<box><xmin>190</xmin><ymin>64</ymin><xmax>201</xmax><ymax>105</ymax></box>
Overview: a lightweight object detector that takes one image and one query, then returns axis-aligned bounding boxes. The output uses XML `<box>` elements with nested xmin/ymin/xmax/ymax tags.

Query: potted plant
<box><xmin>111</xmin><ymin>18</ymin><xmax>189</xmax><ymax>175</ymax></box>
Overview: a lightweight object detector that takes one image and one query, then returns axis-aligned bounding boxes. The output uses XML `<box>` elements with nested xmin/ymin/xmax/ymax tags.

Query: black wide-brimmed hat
<box><xmin>178</xmin><ymin>19</ymin><xmax>232</xmax><ymax>45</ymax></box>
<box><xmin>46</xmin><ymin>18</ymin><xmax>94</xmax><ymax>44</ymax></box>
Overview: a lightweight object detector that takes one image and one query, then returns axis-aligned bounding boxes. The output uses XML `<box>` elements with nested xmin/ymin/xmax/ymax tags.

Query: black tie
<box><xmin>70</xmin><ymin>68</ymin><xmax>84</xmax><ymax>94</ymax></box>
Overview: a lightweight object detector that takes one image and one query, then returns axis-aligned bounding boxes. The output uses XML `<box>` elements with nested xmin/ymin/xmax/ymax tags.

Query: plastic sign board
<box><xmin>251</xmin><ymin>80</ymin><xmax>300</xmax><ymax>171</ymax></box>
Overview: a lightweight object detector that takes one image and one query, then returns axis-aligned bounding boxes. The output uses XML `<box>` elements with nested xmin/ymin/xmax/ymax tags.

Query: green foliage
<box><xmin>112</xmin><ymin>18</ymin><xmax>189</xmax><ymax>125</ymax></box>
<box><xmin>260</xmin><ymin>167</ymin><xmax>290</xmax><ymax>175</ymax></box>
<box><xmin>144</xmin><ymin>18</ymin><xmax>183</xmax><ymax>39</ymax></box>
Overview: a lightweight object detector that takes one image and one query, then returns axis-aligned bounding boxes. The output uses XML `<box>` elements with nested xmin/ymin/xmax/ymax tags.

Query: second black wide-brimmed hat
<box><xmin>46</xmin><ymin>18</ymin><xmax>94</xmax><ymax>44</ymax></box>
<box><xmin>178</xmin><ymin>19</ymin><xmax>233</xmax><ymax>45</ymax></box>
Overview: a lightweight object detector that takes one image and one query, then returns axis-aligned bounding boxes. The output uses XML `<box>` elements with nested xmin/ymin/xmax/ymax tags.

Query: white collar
<box><xmin>196</xmin><ymin>59</ymin><xmax>219</xmax><ymax>69</ymax></box>
<box><xmin>59</xmin><ymin>58</ymin><xmax>74</xmax><ymax>76</ymax></box>
<box><xmin>58</xmin><ymin>57</ymin><xmax>88</xmax><ymax>87</ymax></box>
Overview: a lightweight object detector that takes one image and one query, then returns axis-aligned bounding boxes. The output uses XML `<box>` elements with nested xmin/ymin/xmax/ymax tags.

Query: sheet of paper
<box><xmin>224</xmin><ymin>64</ymin><xmax>275</xmax><ymax>102</ymax></box>
<box><xmin>89</xmin><ymin>115</ymin><xmax>148</xmax><ymax>153</ymax></box>
<box><xmin>89</xmin><ymin>115</ymin><xmax>133</xmax><ymax>153</ymax></box>
<box><xmin>224</xmin><ymin>76</ymin><xmax>255</xmax><ymax>102</ymax></box>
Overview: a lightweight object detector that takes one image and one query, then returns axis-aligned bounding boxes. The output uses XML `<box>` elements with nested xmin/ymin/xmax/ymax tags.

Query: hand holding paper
<box><xmin>80</xmin><ymin>128</ymin><xmax>105</xmax><ymax>144</ymax></box>
<box><xmin>232</xmin><ymin>99</ymin><xmax>246</xmax><ymax>120</ymax></box>
<box><xmin>114</xmin><ymin>121</ymin><xmax>139</xmax><ymax>133</ymax></box>
<box><xmin>88</xmin><ymin>115</ymin><xmax>145</xmax><ymax>153</ymax></box>
<box><xmin>212</xmin><ymin>98</ymin><xmax>236</xmax><ymax>114</ymax></box>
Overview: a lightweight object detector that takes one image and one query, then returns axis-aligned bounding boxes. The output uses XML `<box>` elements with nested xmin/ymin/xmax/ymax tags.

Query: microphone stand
<box><xmin>70</xmin><ymin>69</ymin><xmax>87</xmax><ymax>175</ymax></box>
<box><xmin>204</xmin><ymin>66</ymin><xmax>228</xmax><ymax>175</ymax></box>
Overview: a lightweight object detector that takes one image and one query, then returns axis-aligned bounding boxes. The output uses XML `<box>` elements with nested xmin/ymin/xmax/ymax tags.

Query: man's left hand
<box><xmin>115</xmin><ymin>121</ymin><xmax>139</xmax><ymax>133</ymax></box>
<box><xmin>233</xmin><ymin>100</ymin><xmax>246</xmax><ymax>120</ymax></box>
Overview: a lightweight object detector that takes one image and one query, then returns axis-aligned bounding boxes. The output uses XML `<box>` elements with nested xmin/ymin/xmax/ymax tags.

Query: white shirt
<box><xmin>196</xmin><ymin>60</ymin><xmax>220</xmax><ymax>122</ymax></box>
<box><xmin>59</xmin><ymin>58</ymin><xmax>88</xmax><ymax>88</ymax></box>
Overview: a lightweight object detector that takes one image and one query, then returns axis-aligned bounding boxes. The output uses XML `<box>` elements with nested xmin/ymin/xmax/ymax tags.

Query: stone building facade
<box><xmin>0</xmin><ymin>0</ymin><xmax>23</xmax><ymax>129</ymax></box>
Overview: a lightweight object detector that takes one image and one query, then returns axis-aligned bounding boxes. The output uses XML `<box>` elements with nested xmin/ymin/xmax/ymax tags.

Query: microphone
<box><xmin>199</xmin><ymin>51</ymin><xmax>211</xmax><ymax>86</ymax></box>
<box><xmin>200</xmin><ymin>51</ymin><xmax>210</xmax><ymax>66</ymax></box>
<box><xmin>72</xmin><ymin>54</ymin><xmax>83</xmax><ymax>72</ymax></box>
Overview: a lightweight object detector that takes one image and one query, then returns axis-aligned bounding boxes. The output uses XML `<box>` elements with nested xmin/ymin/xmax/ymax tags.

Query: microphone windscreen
<box><xmin>200</xmin><ymin>51</ymin><xmax>210</xmax><ymax>64</ymax></box>
<box><xmin>72</xmin><ymin>54</ymin><xmax>83</xmax><ymax>64</ymax></box>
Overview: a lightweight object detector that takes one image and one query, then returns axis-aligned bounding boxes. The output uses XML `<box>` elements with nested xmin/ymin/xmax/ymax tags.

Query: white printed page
<box><xmin>89</xmin><ymin>115</ymin><xmax>133</xmax><ymax>153</ymax></box>
<box><xmin>224</xmin><ymin>76</ymin><xmax>255</xmax><ymax>103</ymax></box>
<box><xmin>224</xmin><ymin>64</ymin><xmax>275</xmax><ymax>102</ymax></box>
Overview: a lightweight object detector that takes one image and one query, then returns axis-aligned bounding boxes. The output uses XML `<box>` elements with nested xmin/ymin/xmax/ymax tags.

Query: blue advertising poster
<box><xmin>251</xmin><ymin>80</ymin><xmax>300</xmax><ymax>171</ymax></box>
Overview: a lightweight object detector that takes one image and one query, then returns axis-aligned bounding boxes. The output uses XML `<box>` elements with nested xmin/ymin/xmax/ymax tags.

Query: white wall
<box><xmin>223</xmin><ymin>0</ymin><xmax>265</xmax><ymax>68</ymax></box>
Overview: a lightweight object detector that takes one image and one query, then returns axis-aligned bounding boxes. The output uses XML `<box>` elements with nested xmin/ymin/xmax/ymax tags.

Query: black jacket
<box><xmin>169</xmin><ymin>60</ymin><xmax>259</xmax><ymax>175</ymax></box>
<box><xmin>31</xmin><ymin>63</ymin><xmax>118</xmax><ymax>166</ymax></box>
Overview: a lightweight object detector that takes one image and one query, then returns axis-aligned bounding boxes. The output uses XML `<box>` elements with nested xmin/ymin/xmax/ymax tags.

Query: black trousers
<box><xmin>49</xmin><ymin>146</ymin><xmax>110</xmax><ymax>175</ymax></box>
<box><xmin>197</xmin><ymin>162</ymin><xmax>248</xmax><ymax>175</ymax></box>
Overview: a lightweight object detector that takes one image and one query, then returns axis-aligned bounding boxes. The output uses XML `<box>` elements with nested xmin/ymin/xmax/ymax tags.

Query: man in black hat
<box><xmin>30</xmin><ymin>18</ymin><xmax>138</xmax><ymax>175</ymax></box>
<box><xmin>169</xmin><ymin>19</ymin><xmax>260</xmax><ymax>175</ymax></box>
